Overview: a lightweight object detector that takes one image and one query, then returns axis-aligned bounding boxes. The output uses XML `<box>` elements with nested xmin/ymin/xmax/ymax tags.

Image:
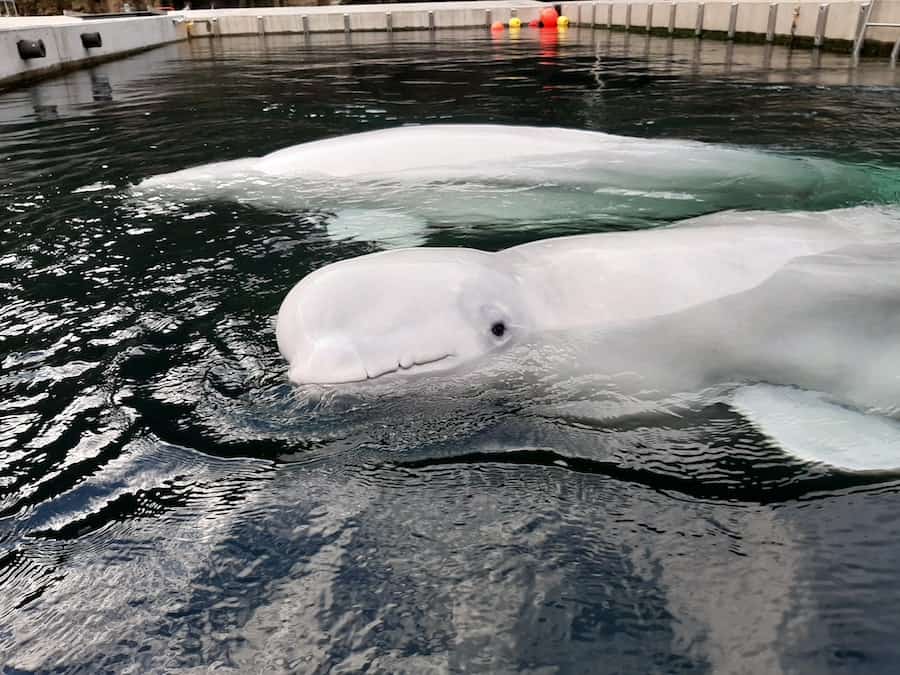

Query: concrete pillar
<box><xmin>814</xmin><ymin>4</ymin><xmax>829</xmax><ymax>47</ymax></box>
<box><xmin>766</xmin><ymin>3</ymin><xmax>777</xmax><ymax>42</ymax></box>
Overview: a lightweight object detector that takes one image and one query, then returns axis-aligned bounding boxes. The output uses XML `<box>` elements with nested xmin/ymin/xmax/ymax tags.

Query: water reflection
<box><xmin>0</xmin><ymin>45</ymin><xmax>181</xmax><ymax>124</ymax></box>
<box><xmin>90</xmin><ymin>73</ymin><xmax>113</xmax><ymax>102</ymax></box>
<box><xmin>635</xmin><ymin>503</ymin><xmax>799</xmax><ymax>674</ymax></box>
<box><xmin>8</xmin><ymin>449</ymin><xmax>896</xmax><ymax>672</ymax></box>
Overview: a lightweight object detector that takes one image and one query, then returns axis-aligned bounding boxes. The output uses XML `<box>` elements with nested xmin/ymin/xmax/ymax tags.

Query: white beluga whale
<box><xmin>135</xmin><ymin>125</ymin><xmax>898</xmax><ymax>247</ymax></box>
<box><xmin>276</xmin><ymin>207</ymin><xmax>900</xmax><ymax>471</ymax></box>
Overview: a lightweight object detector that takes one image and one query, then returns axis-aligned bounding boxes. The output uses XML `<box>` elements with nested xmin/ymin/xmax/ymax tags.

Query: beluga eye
<box><xmin>491</xmin><ymin>321</ymin><xmax>506</xmax><ymax>338</ymax></box>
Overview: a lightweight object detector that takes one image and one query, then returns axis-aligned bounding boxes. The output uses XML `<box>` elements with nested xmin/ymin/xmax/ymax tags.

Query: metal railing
<box><xmin>854</xmin><ymin>0</ymin><xmax>900</xmax><ymax>62</ymax></box>
<box><xmin>0</xmin><ymin>0</ymin><xmax>18</xmax><ymax>16</ymax></box>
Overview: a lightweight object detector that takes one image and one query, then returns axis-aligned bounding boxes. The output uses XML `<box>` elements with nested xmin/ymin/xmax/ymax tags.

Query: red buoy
<box><xmin>540</xmin><ymin>6</ymin><xmax>559</xmax><ymax>27</ymax></box>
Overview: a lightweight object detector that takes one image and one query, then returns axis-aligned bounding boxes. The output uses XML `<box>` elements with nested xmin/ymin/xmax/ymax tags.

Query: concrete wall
<box><xmin>1</xmin><ymin>0</ymin><xmax>898</xmax><ymax>91</ymax></box>
<box><xmin>0</xmin><ymin>41</ymin><xmax>182</xmax><ymax>123</ymax></box>
<box><xmin>869</xmin><ymin>0</ymin><xmax>900</xmax><ymax>42</ymax></box>
<box><xmin>181</xmin><ymin>2</ymin><xmax>544</xmax><ymax>36</ymax></box>
<box><xmin>177</xmin><ymin>0</ymin><xmax>899</xmax><ymax>54</ymax></box>
<box><xmin>562</xmin><ymin>0</ymin><xmax>900</xmax><ymax>51</ymax></box>
<box><xmin>0</xmin><ymin>15</ymin><xmax>183</xmax><ymax>90</ymax></box>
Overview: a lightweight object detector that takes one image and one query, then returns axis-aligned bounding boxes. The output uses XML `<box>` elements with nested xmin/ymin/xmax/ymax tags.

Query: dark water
<box><xmin>2</xmin><ymin>29</ymin><xmax>900</xmax><ymax>673</ymax></box>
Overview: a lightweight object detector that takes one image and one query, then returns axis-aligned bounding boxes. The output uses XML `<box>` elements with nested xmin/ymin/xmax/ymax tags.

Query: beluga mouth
<box><xmin>286</xmin><ymin>338</ymin><xmax>457</xmax><ymax>385</ymax></box>
<box><xmin>363</xmin><ymin>353</ymin><xmax>456</xmax><ymax>381</ymax></box>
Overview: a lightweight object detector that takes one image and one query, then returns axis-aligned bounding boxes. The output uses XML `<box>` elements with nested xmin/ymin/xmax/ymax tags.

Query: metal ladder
<box><xmin>853</xmin><ymin>0</ymin><xmax>900</xmax><ymax>62</ymax></box>
<box><xmin>0</xmin><ymin>0</ymin><xmax>17</xmax><ymax>16</ymax></box>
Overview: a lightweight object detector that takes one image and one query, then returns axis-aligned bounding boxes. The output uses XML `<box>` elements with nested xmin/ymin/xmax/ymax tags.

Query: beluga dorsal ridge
<box><xmin>135</xmin><ymin>125</ymin><xmax>897</xmax><ymax>248</ymax></box>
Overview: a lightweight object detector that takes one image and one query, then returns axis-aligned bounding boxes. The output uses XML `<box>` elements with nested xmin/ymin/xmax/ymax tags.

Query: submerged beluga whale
<box><xmin>276</xmin><ymin>207</ymin><xmax>900</xmax><ymax>471</ymax></box>
<box><xmin>135</xmin><ymin>125</ymin><xmax>897</xmax><ymax>247</ymax></box>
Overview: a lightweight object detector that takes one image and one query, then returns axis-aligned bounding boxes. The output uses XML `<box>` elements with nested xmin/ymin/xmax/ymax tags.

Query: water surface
<box><xmin>2</xmin><ymin>29</ymin><xmax>900</xmax><ymax>673</ymax></box>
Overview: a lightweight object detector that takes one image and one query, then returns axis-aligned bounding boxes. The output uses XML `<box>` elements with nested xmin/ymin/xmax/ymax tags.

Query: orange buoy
<box><xmin>540</xmin><ymin>6</ymin><xmax>559</xmax><ymax>28</ymax></box>
<box><xmin>490</xmin><ymin>20</ymin><xmax>505</xmax><ymax>31</ymax></box>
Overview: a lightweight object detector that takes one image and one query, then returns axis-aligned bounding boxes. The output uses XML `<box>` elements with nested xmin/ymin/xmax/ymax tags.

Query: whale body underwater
<box><xmin>276</xmin><ymin>207</ymin><xmax>900</xmax><ymax>472</ymax></box>
<box><xmin>135</xmin><ymin>125</ymin><xmax>899</xmax><ymax>247</ymax></box>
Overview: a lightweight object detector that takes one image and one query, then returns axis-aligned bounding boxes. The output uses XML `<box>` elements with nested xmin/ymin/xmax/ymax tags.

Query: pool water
<box><xmin>2</xmin><ymin>29</ymin><xmax>900</xmax><ymax>673</ymax></box>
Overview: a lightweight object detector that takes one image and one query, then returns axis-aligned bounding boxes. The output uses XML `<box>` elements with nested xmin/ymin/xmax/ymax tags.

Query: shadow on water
<box><xmin>2</xmin><ymin>28</ymin><xmax>900</xmax><ymax>673</ymax></box>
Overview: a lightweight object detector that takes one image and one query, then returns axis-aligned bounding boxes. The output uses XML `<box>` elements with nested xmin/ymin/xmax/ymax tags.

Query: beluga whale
<box><xmin>135</xmin><ymin>125</ymin><xmax>898</xmax><ymax>247</ymax></box>
<box><xmin>276</xmin><ymin>207</ymin><xmax>900</xmax><ymax>471</ymax></box>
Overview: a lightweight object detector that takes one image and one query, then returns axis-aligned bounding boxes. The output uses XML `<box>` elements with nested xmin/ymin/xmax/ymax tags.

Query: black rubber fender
<box><xmin>17</xmin><ymin>39</ymin><xmax>46</xmax><ymax>60</ymax></box>
<box><xmin>81</xmin><ymin>32</ymin><xmax>103</xmax><ymax>49</ymax></box>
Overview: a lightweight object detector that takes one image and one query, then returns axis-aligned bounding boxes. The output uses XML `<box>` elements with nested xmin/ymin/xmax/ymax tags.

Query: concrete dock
<box><xmin>1</xmin><ymin>14</ymin><xmax>184</xmax><ymax>90</ymax></box>
<box><xmin>562</xmin><ymin>0</ymin><xmax>900</xmax><ymax>53</ymax></box>
<box><xmin>178</xmin><ymin>0</ymin><xmax>900</xmax><ymax>56</ymax></box>
<box><xmin>180</xmin><ymin>1</ymin><xmax>544</xmax><ymax>33</ymax></box>
<box><xmin>2</xmin><ymin>0</ymin><xmax>899</xmax><ymax>91</ymax></box>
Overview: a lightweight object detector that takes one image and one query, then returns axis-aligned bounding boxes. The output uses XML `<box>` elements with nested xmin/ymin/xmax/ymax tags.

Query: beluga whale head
<box><xmin>276</xmin><ymin>248</ymin><xmax>535</xmax><ymax>384</ymax></box>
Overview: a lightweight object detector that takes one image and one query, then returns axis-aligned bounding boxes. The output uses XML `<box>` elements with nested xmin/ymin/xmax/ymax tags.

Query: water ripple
<box><xmin>1</xmin><ymin>28</ymin><xmax>900</xmax><ymax>673</ymax></box>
